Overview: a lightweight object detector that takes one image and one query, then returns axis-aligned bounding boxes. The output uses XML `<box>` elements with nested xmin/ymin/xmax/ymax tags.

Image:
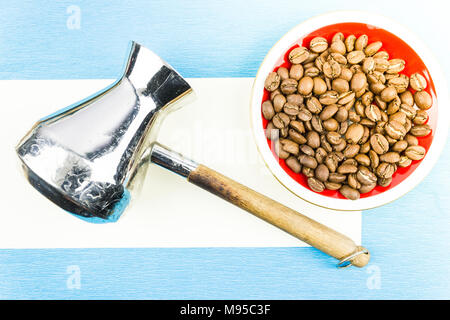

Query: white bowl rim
<box><xmin>250</xmin><ymin>10</ymin><xmax>449</xmax><ymax>211</ymax></box>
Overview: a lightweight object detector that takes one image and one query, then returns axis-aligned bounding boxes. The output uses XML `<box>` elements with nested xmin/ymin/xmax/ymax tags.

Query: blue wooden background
<box><xmin>0</xmin><ymin>0</ymin><xmax>449</xmax><ymax>299</ymax></box>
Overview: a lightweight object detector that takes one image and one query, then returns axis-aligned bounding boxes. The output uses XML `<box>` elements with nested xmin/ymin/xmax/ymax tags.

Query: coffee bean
<box><xmin>380</xmin><ymin>86</ymin><xmax>397</xmax><ymax>102</ymax></box>
<box><xmin>414</xmin><ymin>91</ymin><xmax>432</xmax><ymax>110</ymax></box>
<box><xmin>379</xmin><ymin>152</ymin><xmax>400</xmax><ymax>163</ymax></box>
<box><xmin>398</xmin><ymin>155</ymin><xmax>412</xmax><ymax>168</ymax></box>
<box><xmin>274</xmin><ymin>140</ymin><xmax>289</xmax><ymax>159</ymax></box>
<box><xmin>359</xmin><ymin>182</ymin><xmax>376</xmax><ymax>193</ymax></box>
<box><xmin>348</xmin><ymin>173</ymin><xmax>361</xmax><ymax>190</ymax></box>
<box><xmin>365</xmin><ymin>41</ymin><xmax>382</xmax><ymax>56</ymax></box>
<box><xmin>400</xmin><ymin>91</ymin><xmax>414</xmax><ymax>106</ymax></box>
<box><xmin>286</xmin><ymin>156</ymin><xmax>302</xmax><ymax>173</ymax></box>
<box><xmin>272</xmin><ymin>112</ymin><xmax>290</xmax><ymax>128</ymax></box>
<box><xmin>365</xmin><ymin>104</ymin><xmax>382</xmax><ymax>122</ymax></box>
<box><xmin>264</xmin><ymin>72</ymin><xmax>280</xmax><ymax>91</ymax></box>
<box><xmin>287</xmin><ymin>129</ymin><xmax>306</xmax><ymax>145</ymax></box>
<box><xmin>280</xmin><ymin>139</ymin><xmax>299</xmax><ymax>155</ymax></box>
<box><xmin>345</xmin><ymin>123</ymin><xmax>364</xmax><ymax>144</ymax></box>
<box><xmin>344</xmin><ymin>144</ymin><xmax>360</xmax><ymax>158</ymax></box>
<box><xmin>262</xmin><ymin>100</ymin><xmax>275</xmax><ymax>120</ymax></box>
<box><xmin>298</xmin><ymin>76</ymin><xmax>314</xmax><ymax>95</ymax></box>
<box><xmin>308</xmin><ymin>177</ymin><xmax>325</xmax><ymax>192</ymax></box>
<box><xmin>319</xmin><ymin>91</ymin><xmax>339</xmax><ymax>105</ymax></box>
<box><xmin>289</xmin><ymin>64</ymin><xmax>304</xmax><ymax>80</ymax></box>
<box><xmin>387</xmin><ymin>59</ymin><xmax>405</xmax><ymax>74</ymax></box>
<box><xmin>305</xmin><ymin>131</ymin><xmax>320</xmax><ymax>149</ymax></box>
<box><xmin>405</xmin><ymin>134</ymin><xmax>418</xmax><ymax>146</ymax></box>
<box><xmin>376</xmin><ymin>162</ymin><xmax>395</xmax><ymax>179</ymax></box>
<box><xmin>337</xmin><ymin>163</ymin><xmax>358</xmax><ymax>174</ymax></box>
<box><xmin>413</xmin><ymin>110</ymin><xmax>428</xmax><ymax>125</ymax></box>
<box><xmin>315</xmin><ymin>164</ymin><xmax>330</xmax><ymax>182</ymax></box>
<box><xmin>283</xmin><ymin>103</ymin><xmax>300</xmax><ymax>116</ymax></box>
<box><xmin>370</xmin><ymin>133</ymin><xmax>389</xmax><ymax>154</ymax></box>
<box><xmin>410</xmin><ymin>73</ymin><xmax>427</xmax><ymax>91</ymax></box>
<box><xmin>315</xmin><ymin>147</ymin><xmax>327</xmax><ymax>164</ymax></box>
<box><xmin>355</xmin><ymin>154</ymin><xmax>371</xmax><ymax>166</ymax></box>
<box><xmin>410</xmin><ymin>124</ymin><xmax>431</xmax><ymax>137</ymax></box>
<box><xmin>297</xmin><ymin>108</ymin><xmax>313</xmax><ymax>121</ymax></box>
<box><xmin>299</xmin><ymin>154</ymin><xmax>318</xmax><ymax>169</ymax></box>
<box><xmin>280</xmin><ymin>78</ymin><xmax>298</xmax><ymax>95</ymax></box>
<box><xmin>378</xmin><ymin>177</ymin><xmax>392</xmax><ymax>187</ymax></box>
<box><xmin>385</xmin><ymin>120</ymin><xmax>406</xmax><ymax>140</ymax></box>
<box><xmin>286</xmin><ymin>94</ymin><xmax>303</xmax><ymax>106</ymax></box>
<box><xmin>324</xmin><ymin>181</ymin><xmax>342</xmax><ymax>190</ymax></box>
<box><xmin>313</xmin><ymin>77</ymin><xmax>327</xmax><ymax>95</ymax></box>
<box><xmin>405</xmin><ymin>145</ymin><xmax>426</xmax><ymax>160</ymax></box>
<box><xmin>339</xmin><ymin>185</ymin><xmax>360</xmax><ymax>200</ymax></box>
<box><xmin>289</xmin><ymin>47</ymin><xmax>310</xmax><ymax>64</ymax></box>
<box><xmin>392</xmin><ymin>140</ymin><xmax>408</xmax><ymax>152</ymax></box>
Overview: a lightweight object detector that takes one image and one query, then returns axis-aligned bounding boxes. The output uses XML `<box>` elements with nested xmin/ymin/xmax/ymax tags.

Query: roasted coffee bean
<box><xmin>385</xmin><ymin>120</ymin><xmax>406</xmax><ymax>140</ymax></box>
<box><xmin>344</xmin><ymin>144</ymin><xmax>360</xmax><ymax>158</ymax></box>
<box><xmin>306</xmin><ymin>97</ymin><xmax>323</xmax><ymax>114</ymax></box>
<box><xmin>369</xmin><ymin>150</ymin><xmax>379</xmax><ymax>169</ymax></box>
<box><xmin>392</xmin><ymin>140</ymin><xmax>408</xmax><ymax>152</ymax></box>
<box><xmin>346</xmin><ymin>123</ymin><xmax>364</xmax><ymax>144</ymax></box>
<box><xmin>355</xmin><ymin>154</ymin><xmax>371</xmax><ymax>166</ymax></box>
<box><xmin>302</xmin><ymin>166</ymin><xmax>314</xmax><ymax>178</ymax></box>
<box><xmin>334</xmin><ymin>139</ymin><xmax>347</xmax><ymax>152</ymax></box>
<box><xmin>313</xmin><ymin>77</ymin><xmax>327</xmax><ymax>95</ymax></box>
<box><xmin>307</xmin><ymin>131</ymin><xmax>321</xmax><ymax>149</ymax></box>
<box><xmin>281</xmin><ymin>78</ymin><xmax>298</xmax><ymax>95</ymax></box>
<box><xmin>298</xmin><ymin>76</ymin><xmax>314</xmax><ymax>95</ymax></box>
<box><xmin>337</xmin><ymin>163</ymin><xmax>358</xmax><ymax>174</ymax></box>
<box><xmin>378</xmin><ymin>177</ymin><xmax>392</xmax><ymax>187</ymax></box>
<box><xmin>398</xmin><ymin>155</ymin><xmax>412</xmax><ymax>168</ymax></box>
<box><xmin>286</xmin><ymin>94</ymin><xmax>303</xmax><ymax>106</ymax></box>
<box><xmin>370</xmin><ymin>133</ymin><xmax>389</xmax><ymax>154</ymax></box>
<box><xmin>405</xmin><ymin>134</ymin><xmax>419</xmax><ymax>146</ymax></box>
<box><xmin>280</xmin><ymin>139</ymin><xmax>299</xmax><ymax>155</ymax></box>
<box><xmin>320</xmin><ymin>104</ymin><xmax>339</xmax><ymax>120</ymax></box>
<box><xmin>399</xmin><ymin>103</ymin><xmax>417</xmax><ymax>120</ymax></box>
<box><xmin>297</xmin><ymin>108</ymin><xmax>313</xmax><ymax>121</ymax></box>
<box><xmin>310</xmin><ymin>37</ymin><xmax>328</xmax><ymax>53</ymax></box>
<box><xmin>410</xmin><ymin>124</ymin><xmax>431</xmax><ymax>137</ymax></box>
<box><xmin>338</xmin><ymin>121</ymin><xmax>348</xmax><ymax>135</ymax></box>
<box><xmin>274</xmin><ymin>139</ymin><xmax>289</xmax><ymax>159</ymax></box>
<box><xmin>319</xmin><ymin>91</ymin><xmax>339</xmax><ymax>105</ymax></box>
<box><xmin>308</xmin><ymin>177</ymin><xmax>325</xmax><ymax>192</ymax></box>
<box><xmin>324</xmin><ymin>181</ymin><xmax>342</xmax><ymax>190</ymax></box>
<box><xmin>288</xmin><ymin>129</ymin><xmax>307</xmax><ymax>144</ymax></box>
<box><xmin>339</xmin><ymin>185</ymin><xmax>360</xmax><ymax>200</ymax></box>
<box><xmin>300</xmin><ymin>144</ymin><xmax>315</xmax><ymax>156</ymax></box>
<box><xmin>289</xmin><ymin>46</ymin><xmax>310</xmax><ymax>64</ymax></box>
<box><xmin>272</xmin><ymin>112</ymin><xmax>290</xmax><ymax>128</ymax></box>
<box><xmin>387</xmin><ymin>59</ymin><xmax>405</xmax><ymax>74</ymax></box>
<box><xmin>289</xmin><ymin>64</ymin><xmax>304</xmax><ymax>80</ymax></box>
<box><xmin>322</xmin><ymin>118</ymin><xmax>339</xmax><ymax>132</ymax></box>
<box><xmin>326</xmin><ymin>132</ymin><xmax>343</xmax><ymax>145</ymax></box>
<box><xmin>400</xmin><ymin>91</ymin><xmax>414</xmax><ymax>106</ymax></box>
<box><xmin>335</xmin><ymin>107</ymin><xmax>348</xmax><ymax>122</ymax></box>
<box><xmin>311</xmin><ymin>115</ymin><xmax>323</xmax><ymax>133</ymax></box>
<box><xmin>360</xmin><ymin>140</ymin><xmax>371</xmax><ymax>153</ymax></box>
<box><xmin>414</xmin><ymin>91</ymin><xmax>432</xmax><ymax>110</ymax></box>
<box><xmin>315</xmin><ymin>147</ymin><xmax>327</xmax><ymax>164</ymax></box>
<box><xmin>286</xmin><ymin>156</ymin><xmax>302</xmax><ymax>173</ymax></box>
<box><xmin>365</xmin><ymin>104</ymin><xmax>382</xmax><ymax>122</ymax></box>
<box><xmin>365</xmin><ymin>41</ymin><xmax>382</xmax><ymax>56</ymax></box>
<box><xmin>345</xmin><ymin>35</ymin><xmax>356</xmax><ymax>52</ymax></box>
<box><xmin>410</xmin><ymin>73</ymin><xmax>427</xmax><ymax>91</ymax></box>
<box><xmin>376</xmin><ymin>162</ymin><xmax>395</xmax><ymax>179</ymax></box>
<box><xmin>359</xmin><ymin>182</ymin><xmax>376</xmax><ymax>194</ymax></box>
<box><xmin>405</xmin><ymin>145</ymin><xmax>426</xmax><ymax>160</ymax></box>
<box><xmin>277</xmin><ymin>67</ymin><xmax>290</xmax><ymax>80</ymax></box>
<box><xmin>264</xmin><ymin>72</ymin><xmax>280</xmax><ymax>91</ymax></box>
<box><xmin>348</xmin><ymin>173</ymin><xmax>361</xmax><ymax>190</ymax></box>
<box><xmin>299</xmin><ymin>154</ymin><xmax>318</xmax><ymax>169</ymax></box>
<box><xmin>379</xmin><ymin>152</ymin><xmax>400</xmax><ymax>163</ymax></box>
<box><xmin>315</xmin><ymin>164</ymin><xmax>330</xmax><ymax>182</ymax></box>
<box><xmin>262</xmin><ymin>100</ymin><xmax>275</xmax><ymax>120</ymax></box>
<box><xmin>413</xmin><ymin>110</ymin><xmax>428</xmax><ymax>125</ymax></box>
<box><xmin>380</xmin><ymin>86</ymin><xmax>397</xmax><ymax>102</ymax></box>
<box><xmin>273</xmin><ymin>94</ymin><xmax>286</xmax><ymax>112</ymax></box>
<box><xmin>265</xmin><ymin>122</ymin><xmax>278</xmax><ymax>140</ymax></box>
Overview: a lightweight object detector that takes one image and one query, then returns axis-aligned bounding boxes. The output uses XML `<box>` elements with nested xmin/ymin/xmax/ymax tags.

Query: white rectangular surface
<box><xmin>0</xmin><ymin>78</ymin><xmax>361</xmax><ymax>248</ymax></box>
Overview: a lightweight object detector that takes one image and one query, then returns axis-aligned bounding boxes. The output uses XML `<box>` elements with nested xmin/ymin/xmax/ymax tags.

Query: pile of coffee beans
<box><xmin>262</xmin><ymin>33</ymin><xmax>432</xmax><ymax>200</ymax></box>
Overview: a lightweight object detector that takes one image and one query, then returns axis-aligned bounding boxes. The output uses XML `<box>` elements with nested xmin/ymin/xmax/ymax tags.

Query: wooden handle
<box><xmin>188</xmin><ymin>164</ymin><xmax>370</xmax><ymax>268</ymax></box>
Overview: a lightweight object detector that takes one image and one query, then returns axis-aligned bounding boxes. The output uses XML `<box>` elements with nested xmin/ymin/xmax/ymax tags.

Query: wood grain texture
<box><xmin>188</xmin><ymin>165</ymin><xmax>370</xmax><ymax>267</ymax></box>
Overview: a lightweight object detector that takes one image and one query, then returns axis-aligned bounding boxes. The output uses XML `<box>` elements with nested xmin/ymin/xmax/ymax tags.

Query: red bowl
<box><xmin>260</xmin><ymin>22</ymin><xmax>437</xmax><ymax>200</ymax></box>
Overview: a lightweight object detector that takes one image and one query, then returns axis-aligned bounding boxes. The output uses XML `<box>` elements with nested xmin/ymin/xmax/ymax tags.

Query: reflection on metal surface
<box><xmin>16</xmin><ymin>41</ymin><xmax>194</xmax><ymax>222</ymax></box>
